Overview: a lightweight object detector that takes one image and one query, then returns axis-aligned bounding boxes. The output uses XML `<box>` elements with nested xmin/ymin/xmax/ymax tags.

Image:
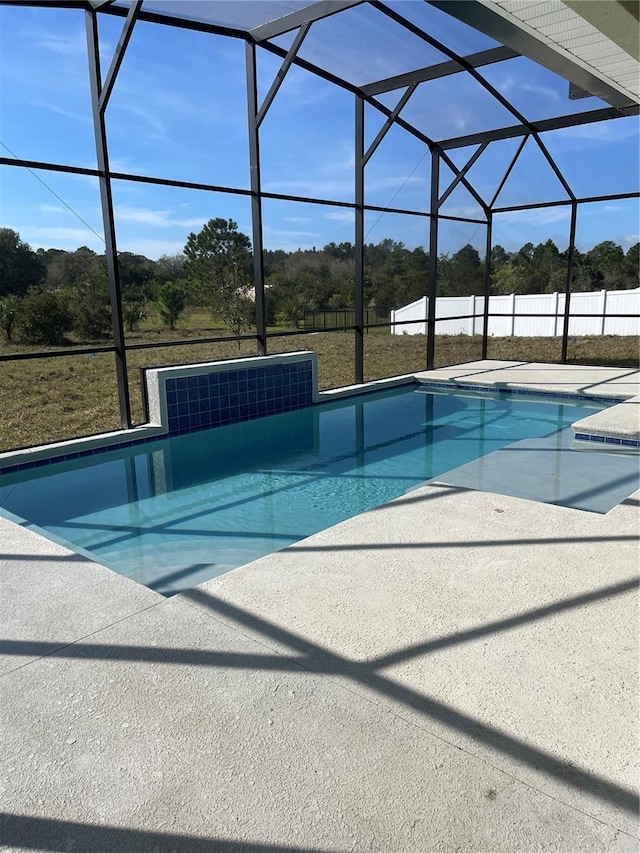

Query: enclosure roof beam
<box><xmin>361</xmin><ymin>45</ymin><xmax>519</xmax><ymax>96</ymax></box>
<box><xmin>98</xmin><ymin>0</ymin><xmax>142</xmax><ymax>114</ymax></box>
<box><xmin>256</xmin><ymin>22</ymin><xmax>311</xmax><ymax>128</ymax></box>
<box><xmin>88</xmin><ymin>0</ymin><xmax>117</xmax><ymax>8</ymax></box>
<box><xmin>249</xmin><ymin>0</ymin><xmax>363</xmax><ymax>43</ymax></box>
<box><xmin>437</xmin><ymin>104</ymin><xmax>640</xmax><ymax>149</ymax></box>
<box><xmin>89</xmin><ymin>1</ymin><xmax>639</xmax><ymax>153</ymax></box>
<box><xmin>96</xmin><ymin>3</ymin><xmax>249</xmax><ymax>41</ymax></box>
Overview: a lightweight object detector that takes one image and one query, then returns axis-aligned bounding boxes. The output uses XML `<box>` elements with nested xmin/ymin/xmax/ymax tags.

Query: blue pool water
<box><xmin>0</xmin><ymin>385</ymin><xmax>609</xmax><ymax>595</ymax></box>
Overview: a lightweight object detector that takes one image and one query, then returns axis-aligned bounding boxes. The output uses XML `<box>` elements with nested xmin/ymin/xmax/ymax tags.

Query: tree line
<box><xmin>0</xmin><ymin>221</ymin><xmax>637</xmax><ymax>346</ymax></box>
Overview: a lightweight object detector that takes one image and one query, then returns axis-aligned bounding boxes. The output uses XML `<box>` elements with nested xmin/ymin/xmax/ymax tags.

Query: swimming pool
<box><xmin>0</xmin><ymin>384</ymin><xmax>616</xmax><ymax>595</ymax></box>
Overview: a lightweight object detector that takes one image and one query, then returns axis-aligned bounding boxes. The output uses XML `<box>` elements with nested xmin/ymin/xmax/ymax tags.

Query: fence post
<box><xmin>553</xmin><ymin>291</ymin><xmax>559</xmax><ymax>337</ymax></box>
<box><xmin>600</xmin><ymin>289</ymin><xmax>607</xmax><ymax>336</ymax></box>
<box><xmin>469</xmin><ymin>295</ymin><xmax>475</xmax><ymax>336</ymax></box>
<box><xmin>510</xmin><ymin>292</ymin><xmax>516</xmax><ymax>336</ymax></box>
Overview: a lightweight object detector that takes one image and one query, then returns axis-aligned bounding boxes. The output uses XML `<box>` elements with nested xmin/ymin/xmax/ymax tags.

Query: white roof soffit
<box><xmin>429</xmin><ymin>0</ymin><xmax>640</xmax><ymax>111</ymax></box>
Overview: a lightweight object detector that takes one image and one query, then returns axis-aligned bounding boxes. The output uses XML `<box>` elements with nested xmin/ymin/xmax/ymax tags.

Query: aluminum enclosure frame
<box><xmin>0</xmin><ymin>0</ymin><xmax>638</xmax><ymax>437</ymax></box>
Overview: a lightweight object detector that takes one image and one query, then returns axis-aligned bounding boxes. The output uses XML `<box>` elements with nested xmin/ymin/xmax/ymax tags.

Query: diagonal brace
<box><xmin>439</xmin><ymin>149</ymin><xmax>489</xmax><ymax>216</ymax></box>
<box><xmin>98</xmin><ymin>0</ymin><xmax>142</xmax><ymax>114</ymax></box>
<box><xmin>438</xmin><ymin>142</ymin><xmax>488</xmax><ymax>208</ymax></box>
<box><xmin>256</xmin><ymin>22</ymin><xmax>311</xmax><ymax>129</ymax></box>
<box><xmin>363</xmin><ymin>84</ymin><xmax>418</xmax><ymax>167</ymax></box>
<box><xmin>533</xmin><ymin>134</ymin><xmax>575</xmax><ymax>201</ymax></box>
<box><xmin>490</xmin><ymin>136</ymin><xmax>527</xmax><ymax>208</ymax></box>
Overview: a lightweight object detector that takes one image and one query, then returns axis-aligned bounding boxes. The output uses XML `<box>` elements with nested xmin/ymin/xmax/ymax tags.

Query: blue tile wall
<box><xmin>164</xmin><ymin>360</ymin><xmax>314</xmax><ymax>436</ymax></box>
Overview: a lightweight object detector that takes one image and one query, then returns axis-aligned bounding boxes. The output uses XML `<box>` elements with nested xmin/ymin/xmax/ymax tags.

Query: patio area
<box><xmin>1</xmin><ymin>0</ymin><xmax>638</xmax><ymax>846</ymax></box>
<box><xmin>1</xmin><ymin>362</ymin><xmax>638</xmax><ymax>852</ymax></box>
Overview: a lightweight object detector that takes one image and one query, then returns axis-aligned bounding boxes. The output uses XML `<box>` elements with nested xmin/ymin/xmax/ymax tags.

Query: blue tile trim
<box><xmin>574</xmin><ymin>432</ymin><xmax>639</xmax><ymax>448</ymax></box>
<box><xmin>417</xmin><ymin>380</ymin><xmax>625</xmax><ymax>406</ymax></box>
<box><xmin>0</xmin><ymin>432</ymin><xmax>166</xmax><ymax>475</ymax></box>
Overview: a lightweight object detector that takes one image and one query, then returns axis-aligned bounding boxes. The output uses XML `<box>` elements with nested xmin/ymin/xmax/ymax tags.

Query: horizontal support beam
<box><xmin>437</xmin><ymin>105</ymin><xmax>640</xmax><ymax>149</ymax></box>
<box><xmin>249</xmin><ymin>0</ymin><xmax>362</xmax><ymax>42</ymax></box>
<box><xmin>492</xmin><ymin>190</ymin><xmax>639</xmax><ymax>214</ymax></box>
<box><xmin>361</xmin><ymin>45</ymin><xmax>519</xmax><ymax>96</ymax></box>
<box><xmin>0</xmin><ymin>345</ymin><xmax>117</xmax><ymax>363</ymax></box>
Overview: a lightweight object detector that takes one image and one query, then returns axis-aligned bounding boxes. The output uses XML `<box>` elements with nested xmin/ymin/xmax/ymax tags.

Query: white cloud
<box><xmin>117</xmin><ymin>237</ymin><xmax>186</xmax><ymax>258</ymax></box>
<box><xmin>29</xmin><ymin>102</ymin><xmax>91</xmax><ymax>124</ymax></box>
<box><xmin>115</xmin><ymin>102</ymin><xmax>168</xmax><ymax>141</ymax></box>
<box><xmin>265</xmin><ymin>172</ymin><xmax>426</xmax><ymax>199</ymax></box>
<box><xmin>325</xmin><ymin>211</ymin><xmax>354</xmax><ymax>223</ymax></box>
<box><xmin>28</xmin><ymin>27</ymin><xmax>86</xmax><ymax>58</ymax></box>
<box><xmin>552</xmin><ymin>119</ymin><xmax>640</xmax><ymax>143</ymax></box>
<box><xmin>496</xmin><ymin>207</ymin><xmax>571</xmax><ymax>226</ymax></box>
<box><xmin>367</xmin><ymin>174</ymin><xmax>426</xmax><ymax>192</ymax></box>
<box><xmin>492</xmin><ymin>72</ymin><xmax>559</xmax><ymax>103</ymax></box>
<box><xmin>23</xmin><ymin>226</ymin><xmax>104</xmax><ymax>251</ymax></box>
<box><xmin>521</xmin><ymin>82</ymin><xmax>559</xmax><ymax>101</ymax></box>
<box><xmin>622</xmin><ymin>234</ymin><xmax>639</xmax><ymax>248</ymax></box>
<box><xmin>282</xmin><ymin>216</ymin><xmax>311</xmax><ymax>224</ymax></box>
<box><xmin>115</xmin><ymin>207</ymin><xmax>205</xmax><ymax>228</ymax></box>
<box><xmin>38</xmin><ymin>204</ymin><xmax>67</xmax><ymax>215</ymax></box>
<box><xmin>262</xmin><ymin>225</ymin><xmax>322</xmax><ymax>252</ymax></box>
<box><xmin>263</xmin><ymin>177</ymin><xmax>352</xmax><ymax>197</ymax></box>
<box><xmin>442</xmin><ymin>204</ymin><xmax>485</xmax><ymax>219</ymax></box>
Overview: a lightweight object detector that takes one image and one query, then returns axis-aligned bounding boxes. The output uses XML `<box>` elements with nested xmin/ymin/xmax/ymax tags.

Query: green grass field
<box><xmin>1</xmin><ymin>320</ymin><xmax>637</xmax><ymax>452</ymax></box>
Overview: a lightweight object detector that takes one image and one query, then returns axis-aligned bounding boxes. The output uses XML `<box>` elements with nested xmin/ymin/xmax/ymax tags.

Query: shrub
<box><xmin>0</xmin><ymin>294</ymin><xmax>20</xmax><ymax>342</ymax></box>
<box><xmin>156</xmin><ymin>282</ymin><xmax>185</xmax><ymax>329</ymax></box>
<box><xmin>73</xmin><ymin>290</ymin><xmax>112</xmax><ymax>340</ymax></box>
<box><xmin>17</xmin><ymin>288</ymin><xmax>74</xmax><ymax>345</ymax></box>
<box><xmin>123</xmin><ymin>300</ymin><xmax>147</xmax><ymax>332</ymax></box>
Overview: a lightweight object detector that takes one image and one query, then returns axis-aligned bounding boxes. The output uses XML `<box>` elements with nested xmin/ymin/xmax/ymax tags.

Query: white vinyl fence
<box><xmin>390</xmin><ymin>288</ymin><xmax>640</xmax><ymax>337</ymax></box>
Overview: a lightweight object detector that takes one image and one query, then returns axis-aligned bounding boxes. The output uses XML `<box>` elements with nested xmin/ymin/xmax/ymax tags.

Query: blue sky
<box><xmin>0</xmin><ymin>2</ymin><xmax>638</xmax><ymax>260</ymax></box>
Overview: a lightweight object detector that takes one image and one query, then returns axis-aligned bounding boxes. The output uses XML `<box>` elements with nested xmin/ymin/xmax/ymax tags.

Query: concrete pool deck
<box><xmin>1</xmin><ymin>361</ymin><xmax>638</xmax><ymax>851</ymax></box>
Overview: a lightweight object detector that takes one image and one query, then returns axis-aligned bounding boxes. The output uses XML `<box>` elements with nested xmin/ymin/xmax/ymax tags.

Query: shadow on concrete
<box><xmin>367</xmin><ymin>576</ymin><xmax>640</xmax><ymax>668</ymax></box>
<box><xmin>0</xmin><ymin>813</ymin><xmax>339</xmax><ymax>853</ymax></box>
<box><xmin>284</xmin><ymin>534</ymin><xmax>638</xmax><ymax>552</ymax></box>
<box><xmin>180</xmin><ymin>585</ymin><xmax>640</xmax><ymax>816</ymax></box>
<box><xmin>0</xmin><ymin>553</ymin><xmax>93</xmax><ymax>562</ymax></box>
<box><xmin>2</xmin><ymin>575</ymin><xmax>636</xmax><ymax>815</ymax></box>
